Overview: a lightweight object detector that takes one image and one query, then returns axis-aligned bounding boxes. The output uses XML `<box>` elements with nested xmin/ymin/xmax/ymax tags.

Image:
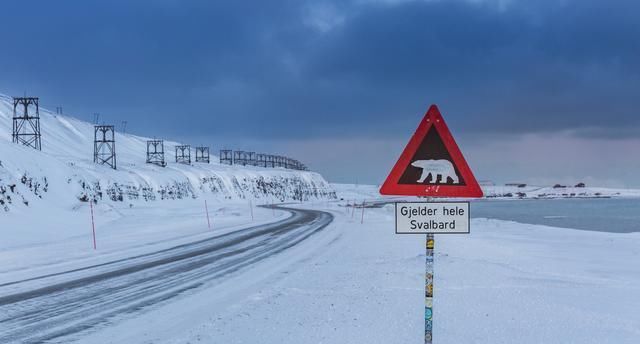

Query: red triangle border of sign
<box><xmin>379</xmin><ymin>105</ymin><xmax>483</xmax><ymax>198</ymax></box>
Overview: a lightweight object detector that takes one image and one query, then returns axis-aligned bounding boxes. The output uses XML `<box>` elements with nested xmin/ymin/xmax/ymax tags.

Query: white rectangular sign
<box><xmin>395</xmin><ymin>202</ymin><xmax>470</xmax><ymax>234</ymax></box>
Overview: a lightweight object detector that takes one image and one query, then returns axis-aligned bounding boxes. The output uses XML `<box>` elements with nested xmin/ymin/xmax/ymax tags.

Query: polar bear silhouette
<box><xmin>411</xmin><ymin>159</ymin><xmax>459</xmax><ymax>184</ymax></box>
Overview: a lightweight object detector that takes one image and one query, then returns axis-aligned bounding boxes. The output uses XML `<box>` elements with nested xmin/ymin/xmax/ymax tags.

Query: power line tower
<box><xmin>176</xmin><ymin>145</ymin><xmax>191</xmax><ymax>165</ymax></box>
<box><xmin>93</xmin><ymin>125</ymin><xmax>116</xmax><ymax>169</ymax></box>
<box><xmin>266</xmin><ymin>155</ymin><xmax>275</xmax><ymax>168</ymax></box>
<box><xmin>12</xmin><ymin>97</ymin><xmax>42</xmax><ymax>150</ymax></box>
<box><xmin>247</xmin><ymin>152</ymin><xmax>256</xmax><ymax>166</ymax></box>
<box><xmin>256</xmin><ymin>153</ymin><xmax>267</xmax><ymax>167</ymax></box>
<box><xmin>234</xmin><ymin>150</ymin><xmax>246</xmax><ymax>166</ymax></box>
<box><xmin>220</xmin><ymin>149</ymin><xmax>233</xmax><ymax>165</ymax></box>
<box><xmin>146</xmin><ymin>139</ymin><xmax>166</xmax><ymax>167</ymax></box>
<box><xmin>274</xmin><ymin>156</ymin><xmax>284</xmax><ymax>168</ymax></box>
<box><xmin>195</xmin><ymin>146</ymin><xmax>210</xmax><ymax>163</ymax></box>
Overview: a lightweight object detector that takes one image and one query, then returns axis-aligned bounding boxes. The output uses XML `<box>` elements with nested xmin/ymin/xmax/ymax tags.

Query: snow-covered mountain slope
<box><xmin>0</xmin><ymin>93</ymin><xmax>335</xmax><ymax>212</ymax></box>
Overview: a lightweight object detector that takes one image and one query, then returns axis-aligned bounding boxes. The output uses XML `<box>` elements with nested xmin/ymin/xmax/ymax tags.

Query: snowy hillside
<box><xmin>0</xmin><ymin>93</ymin><xmax>335</xmax><ymax>212</ymax></box>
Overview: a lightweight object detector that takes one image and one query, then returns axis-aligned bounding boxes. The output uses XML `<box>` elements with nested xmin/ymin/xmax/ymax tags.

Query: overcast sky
<box><xmin>1</xmin><ymin>0</ymin><xmax>639</xmax><ymax>187</ymax></box>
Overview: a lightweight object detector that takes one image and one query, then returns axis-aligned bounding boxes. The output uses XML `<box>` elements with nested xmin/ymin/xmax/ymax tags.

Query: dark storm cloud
<box><xmin>0</xmin><ymin>0</ymin><xmax>639</xmax><ymax>141</ymax></box>
<box><xmin>0</xmin><ymin>0</ymin><xmax>308</xmax><ymax>131</ymax></box>
<box><xmin>298</xmin><ymin>0</ymin><xmax>640</xmax><ymax>137</ymax></box>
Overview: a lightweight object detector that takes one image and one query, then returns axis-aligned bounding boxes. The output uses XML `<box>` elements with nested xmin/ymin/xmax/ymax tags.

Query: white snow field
<box><xmin>0</xmin><ymin>199</ymin><xmax>290</xmax><ymax>287</ymax></box>
<box><xmin>67</xmin><ymin>197</ymin><xmax>640</xmax><ymax>344</ymax></box>
<box><xmin>0</xmin><ymin>186</ymin><xmax>638</xmax><ymax>343</ymax></box>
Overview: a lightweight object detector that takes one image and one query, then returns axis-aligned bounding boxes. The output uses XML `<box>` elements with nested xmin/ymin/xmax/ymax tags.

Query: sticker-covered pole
<box><xmin>425</xmin><ymin>233</ymin><xmax>434</xmax><ymax>344</ymax></box>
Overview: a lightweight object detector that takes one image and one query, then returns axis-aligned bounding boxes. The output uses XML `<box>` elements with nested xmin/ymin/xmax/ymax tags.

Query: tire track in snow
<box><xmin>0</xmin><ymin>205</ymin><xmax>333</xmax><ymax>343</ymax></box>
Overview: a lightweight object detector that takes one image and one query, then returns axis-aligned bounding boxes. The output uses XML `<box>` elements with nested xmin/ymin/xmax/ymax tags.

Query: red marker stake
<box><xmin>360</xmin><ymin>200</ymin><xmax>365</xmax><ymax>224</ymax></box>
<box><xmin>89</xmin><ymin>201</ymin><xmax>97</xmax><ymax>250</ymax></box>
<box><xmin>205</xmin><ymin>199</ymin><xmax>211</xmax><ymax>229</ymax></box>
<box><xmin>351</xmin><ymin>200</ymin><xmax>356</xmax><ymax>219</ymax></box>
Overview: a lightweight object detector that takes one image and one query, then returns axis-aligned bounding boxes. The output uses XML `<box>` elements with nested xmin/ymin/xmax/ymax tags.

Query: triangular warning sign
<box><xmin>380</xmin><ymin>105</ymin><xmax>483</xmax><ymax>198</ymax></box>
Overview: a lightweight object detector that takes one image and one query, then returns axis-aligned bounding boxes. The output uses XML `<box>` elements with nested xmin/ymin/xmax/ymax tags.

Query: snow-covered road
<box><xmin>0</xmin><ymin>205</ymin><xmax>333</xmax><ymax>343</ymax></box>
<box><xmin>2</xmin><ymin>196</ymin><xmax>639</xmax><ymax>344</ymax></box>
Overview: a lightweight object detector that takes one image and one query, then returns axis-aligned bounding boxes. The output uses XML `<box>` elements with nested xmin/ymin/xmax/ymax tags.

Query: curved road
<box><xmin>0</xmin><ymin>205</ymin><xmax>333</xmax><ymax>344</ymax></box>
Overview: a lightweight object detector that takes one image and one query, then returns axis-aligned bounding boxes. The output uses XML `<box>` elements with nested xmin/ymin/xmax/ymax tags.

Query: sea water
<box><xmin>470</xmin><ymin>198</ymin><xmax>640</xmax><ymax>233</ymax></box>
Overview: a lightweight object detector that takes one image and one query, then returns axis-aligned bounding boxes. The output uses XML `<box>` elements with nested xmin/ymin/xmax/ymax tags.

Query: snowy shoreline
<box><xmin>331</xmin><ymin>182</ymin><xmax>640</xmax><ymax>201</ymax></box>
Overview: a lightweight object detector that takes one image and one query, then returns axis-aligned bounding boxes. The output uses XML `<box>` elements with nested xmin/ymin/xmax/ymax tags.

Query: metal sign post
<box><xmin>380</xmin><ymin>105</ymin><xmax>483</xmax><ymax>343</ymax></box>
<box><xmin>425</xmin><ymin>196</ymin><xmax>435</xmax><ymax>344</ymax></box>
<box><xmin>425</xmin><ymin>232</ymin><xmax>434</xmax><ymax>344</ymax></box>
<box><xmin>394</xmin><ymin>201</ymin><xmax>470</xmax><ymax>343</ymax></box>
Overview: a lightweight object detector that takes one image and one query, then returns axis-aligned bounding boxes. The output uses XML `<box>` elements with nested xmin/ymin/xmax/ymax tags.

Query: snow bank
<box><xmin>331</xmin><ymin>183</ymin><xmax>381</xmax><ymax>201</ymax></box>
